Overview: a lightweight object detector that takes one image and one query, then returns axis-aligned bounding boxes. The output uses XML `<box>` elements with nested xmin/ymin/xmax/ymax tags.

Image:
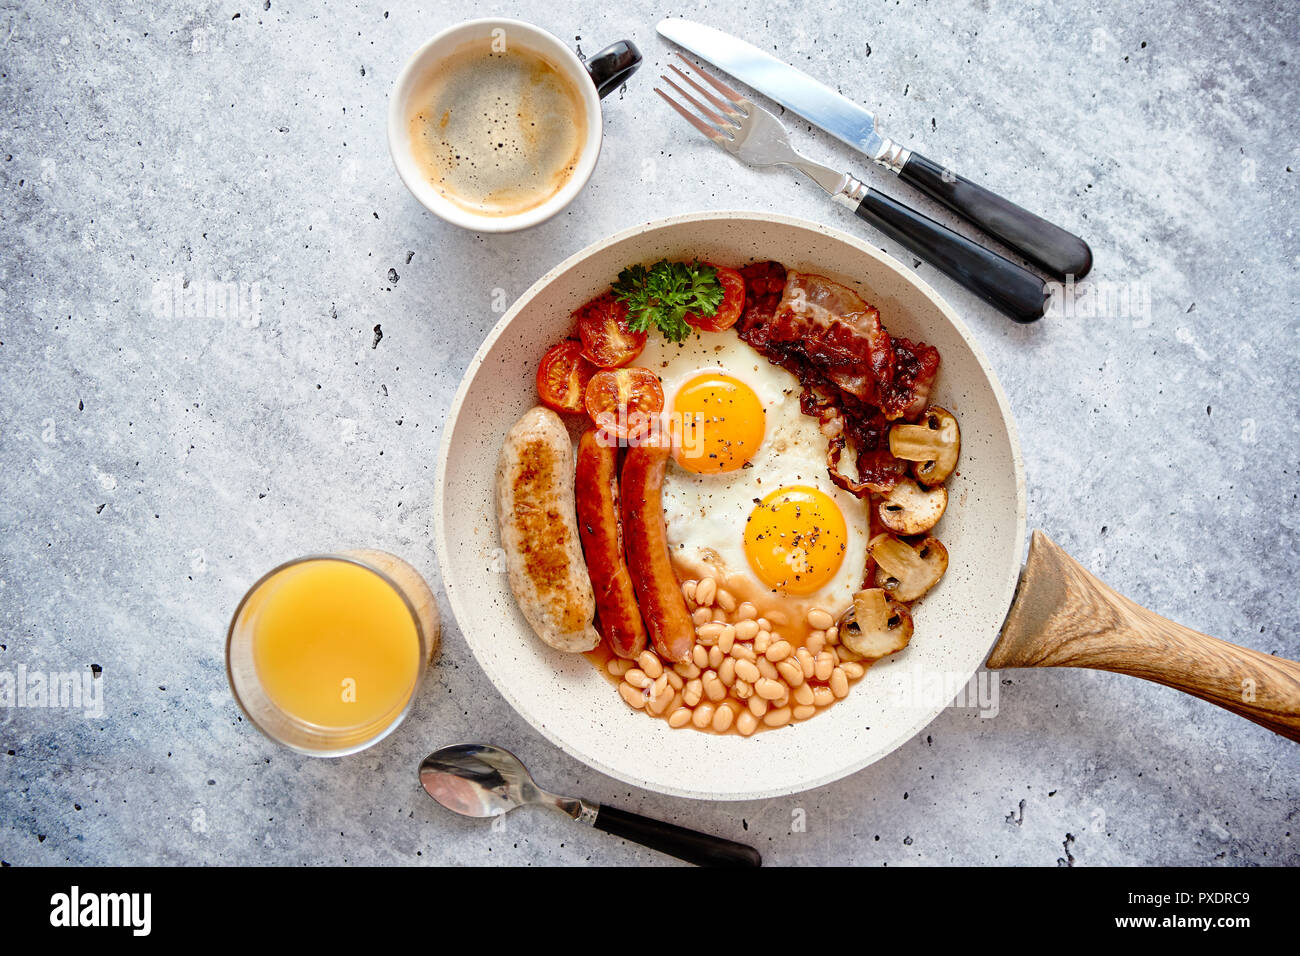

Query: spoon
<box><xmin>418</xmin><ymin>743</ymin><xmax>761</xmax><ymax>867</ymax></box>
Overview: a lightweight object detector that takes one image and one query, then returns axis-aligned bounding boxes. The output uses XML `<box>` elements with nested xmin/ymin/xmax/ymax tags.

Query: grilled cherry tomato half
<box><xmin>536</xmin><ymin>339</ymin><xmax>597</xmax><ymax>414</ymax></box>
<box><xmin>685</xmin><ymin>265</ymin><xmax>746</xmax><ymax>332</ymax></box>
<box><xmin>575</xmin><ymin>292</ymin><xmax>647</xmax><ymax>368</ymax></box>
<box><xmin>584</xmin><ymin>367</ymin><xmax>665</xmax><ymax>441</ymax></box>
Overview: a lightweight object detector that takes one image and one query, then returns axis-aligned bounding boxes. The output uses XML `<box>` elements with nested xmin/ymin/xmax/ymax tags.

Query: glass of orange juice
<box><xmin>226</xmin><ymin>550</ymin><xmax>440</xmax><ymax>756</ymax></box>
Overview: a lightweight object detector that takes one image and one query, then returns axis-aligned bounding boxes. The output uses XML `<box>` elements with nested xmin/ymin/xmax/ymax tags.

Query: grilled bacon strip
<box><xmin>737</xmin><ymin>268</ymin><xmax>940</xmax><ymax>498</ymax></box>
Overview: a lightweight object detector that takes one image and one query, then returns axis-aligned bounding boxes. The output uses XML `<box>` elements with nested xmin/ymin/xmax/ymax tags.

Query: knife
<box><xmin>657</xmin><ymin>18</ymin><xmax>1092</xmax><ymax>281</ymax></box>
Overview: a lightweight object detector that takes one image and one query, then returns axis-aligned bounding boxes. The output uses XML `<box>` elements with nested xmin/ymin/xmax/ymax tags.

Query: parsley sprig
<box><xmin>610</xmin><ymin>260</ymin><xmax>724</xmax><ymax>344</ymax></box>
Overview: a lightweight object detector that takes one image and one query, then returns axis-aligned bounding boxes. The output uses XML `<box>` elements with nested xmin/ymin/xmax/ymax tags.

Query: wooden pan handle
<box><xmin>987</xmin><ymin>530</ymin><xmax>1300</xmax><ymax>741</ymax></box>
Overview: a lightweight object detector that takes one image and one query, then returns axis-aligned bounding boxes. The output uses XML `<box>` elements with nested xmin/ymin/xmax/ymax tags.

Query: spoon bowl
<box><xmin>419</xmin><ymin>744</ymin><xmax>544</xmax><ymax>818</ymax></box>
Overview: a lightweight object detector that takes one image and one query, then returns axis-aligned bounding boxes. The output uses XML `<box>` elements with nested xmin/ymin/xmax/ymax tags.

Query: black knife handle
<box><xmin>854</xmin><ymin>187</ymin><xmax>1047</xmax><ymax>323</ymax></box>
<box><xmin>592</xmin><ymin>804</ymin><xmax>761</xmax><ymax>867</ymax></box>
<box><xmin>897</xmin><ymin>151</ymin><xmax>1092</xmax><ymax>281</ymax></box>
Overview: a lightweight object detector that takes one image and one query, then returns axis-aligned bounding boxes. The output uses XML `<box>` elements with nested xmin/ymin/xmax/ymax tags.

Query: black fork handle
<box><xmin>898</xmin><ymin>151</ymin><xmax>1093</xmax><ymax>281</ymax></box>
<box><xmin>853</xmin><ymin>187</ymin><xmax>1048</xmax><ymax>323</ymax></box>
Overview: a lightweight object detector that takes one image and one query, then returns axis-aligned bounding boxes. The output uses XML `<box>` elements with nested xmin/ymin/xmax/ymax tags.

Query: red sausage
<box><xmin>621</xmin><ymin>433</ymin><xmax>695</xmax><ymax>664</ymax></box>
<box><xmin>575</xmin><ymin>428</ymin><xmax>648</xmax><ymax>660</ymax></box>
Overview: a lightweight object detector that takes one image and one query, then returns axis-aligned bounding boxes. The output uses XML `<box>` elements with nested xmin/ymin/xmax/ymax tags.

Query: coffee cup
<box><xmin>388</xmin><ymin>18</ymin><xmax>640</xmax><ymax>232</ymax></box>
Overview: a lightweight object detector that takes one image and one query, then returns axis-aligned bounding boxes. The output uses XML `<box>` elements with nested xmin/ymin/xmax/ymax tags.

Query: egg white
<box><xmin>639</xmin><ymin>329</ymin><xmax>871</xmax><ymax>615</ymax></box>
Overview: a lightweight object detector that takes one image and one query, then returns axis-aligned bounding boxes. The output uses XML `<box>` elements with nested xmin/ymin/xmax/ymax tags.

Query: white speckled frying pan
<box><xmin>434</xmin><ymin>212</ymin><xmax>1300</xmax><ymax>801</ymax></box>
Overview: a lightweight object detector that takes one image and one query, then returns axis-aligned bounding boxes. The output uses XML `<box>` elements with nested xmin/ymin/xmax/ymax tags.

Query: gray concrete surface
<box><xmin>1</xmin><ymin>0</ymin><xmax>1297</xmax><ymax>866</ymax></box>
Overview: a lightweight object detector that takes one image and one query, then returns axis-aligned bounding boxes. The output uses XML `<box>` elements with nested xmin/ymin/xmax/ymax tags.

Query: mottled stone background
<box><xmin>1</xmin><ymin>0</ymin><xmax>1296</xmax><ymax>866</ymax></box>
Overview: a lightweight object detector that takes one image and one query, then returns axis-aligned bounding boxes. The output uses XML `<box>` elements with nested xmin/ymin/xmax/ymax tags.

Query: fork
<box><xmin>656</xmin><ymin>55</ymin><xmax>1049</xmax><ymax>323</ymax></box>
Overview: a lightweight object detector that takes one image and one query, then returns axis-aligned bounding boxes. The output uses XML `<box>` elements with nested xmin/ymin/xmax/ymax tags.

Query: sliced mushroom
<box><xmin>889</xmin><ymin>406</ymin><xmax>960</xmax><ymax>486</ymax></box>
<box><xmin>878</xmin><ymin>477</ymin><xmax>947</xmax><ymax>535</ymax></box>
<box><xmin>838</xmin><ymin>588</ymin><xmax>914</xmax><ymax>659</ymax></box>
<box><xmin>868</xmin><ymin>533</ymin><xmax>949</xmax><ymax>602</ymax></box>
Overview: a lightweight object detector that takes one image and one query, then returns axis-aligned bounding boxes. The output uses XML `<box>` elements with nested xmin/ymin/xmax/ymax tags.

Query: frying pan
<box><xmin>434</xmin><ymin>211</ymin><xmax>1300</xmax><ymax>800</ymax></box>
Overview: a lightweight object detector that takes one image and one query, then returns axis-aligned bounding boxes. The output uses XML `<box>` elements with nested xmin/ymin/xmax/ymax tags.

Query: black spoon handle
<box><xmin>853</xmin><ymin>186</ymin><xmax>1048</xmax><ymax>323</ymax></box>
<box><xmin>897</xmin><ymin>151</ymin><xmax>1092</xmax><ymax>281</ymax></box>
<box><xmin>592</xmin><ymin>803</ymin><xmax>761</xmax><ymax>867</ymax></box>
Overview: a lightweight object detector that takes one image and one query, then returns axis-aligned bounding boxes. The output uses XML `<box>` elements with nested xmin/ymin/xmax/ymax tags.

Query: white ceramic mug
<box><xmin>388</xmin><ymin>18</ymin><xmax>640</xmax><ymax>233</ymax></box>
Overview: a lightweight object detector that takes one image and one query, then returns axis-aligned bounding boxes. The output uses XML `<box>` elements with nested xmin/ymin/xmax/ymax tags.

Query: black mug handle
<box><xmin>584</xmin><ymin>40</ymin><xmax>642</xmax><ymax>99</ymax></box>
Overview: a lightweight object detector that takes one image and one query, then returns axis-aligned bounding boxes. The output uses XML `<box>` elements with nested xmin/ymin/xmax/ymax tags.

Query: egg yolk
<box><xmin>671</xmin><ymin>373</ymin><xmax>766</xmax><ymax>474</ymax></box>
<box><xmin>743</xmin><ymin>486</ymin><xmax>848</xmax><ymax>595</ymax></box>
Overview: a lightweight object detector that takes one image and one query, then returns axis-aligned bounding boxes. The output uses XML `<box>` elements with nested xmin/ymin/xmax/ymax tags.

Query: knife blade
<box><xmin>658</xmin><ymin>18</ymin><xmax>905</xmax><ymax>169</ymax></box>
<box><xmin>656</xmin><ymin>18</ymin><xmax>1092</xmax><ymax>280</ymax></box>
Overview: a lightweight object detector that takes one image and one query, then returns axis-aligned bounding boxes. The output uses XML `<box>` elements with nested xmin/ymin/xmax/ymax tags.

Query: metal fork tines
<box><xmin>655</xmin><ymin>54</ymin><xmax>1051</xmax><ymax>323</ymax></box>
<box><xmin>655</xmin><ymin>54</ymin><xmax>860</xmax><ymax>202</ymax></box>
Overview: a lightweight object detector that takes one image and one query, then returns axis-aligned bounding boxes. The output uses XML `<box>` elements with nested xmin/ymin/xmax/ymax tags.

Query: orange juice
<box><xmin>248</xmin><ymin>559</ymin><xmax>421</xmax><ymax>730</ymax></box>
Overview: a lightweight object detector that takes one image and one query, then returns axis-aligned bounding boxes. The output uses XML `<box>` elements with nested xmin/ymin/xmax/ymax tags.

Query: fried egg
<box><xmin>640</xmin><ymin>329</ymin><xmax>871</xmax><ymax>615</ymax></box>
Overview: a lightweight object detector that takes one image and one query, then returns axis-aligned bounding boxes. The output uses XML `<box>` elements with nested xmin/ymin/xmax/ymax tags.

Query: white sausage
<box><xmin>496</xmin><ymin>406</ymin><xmax>600</xmax><ymax>653</ymax></box>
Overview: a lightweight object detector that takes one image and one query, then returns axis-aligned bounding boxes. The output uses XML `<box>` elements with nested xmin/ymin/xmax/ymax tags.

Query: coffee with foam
<box><xmin>407</xmin><ymin>42</ymin><xmax>588</xmax><ymax>218</ymax></box>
